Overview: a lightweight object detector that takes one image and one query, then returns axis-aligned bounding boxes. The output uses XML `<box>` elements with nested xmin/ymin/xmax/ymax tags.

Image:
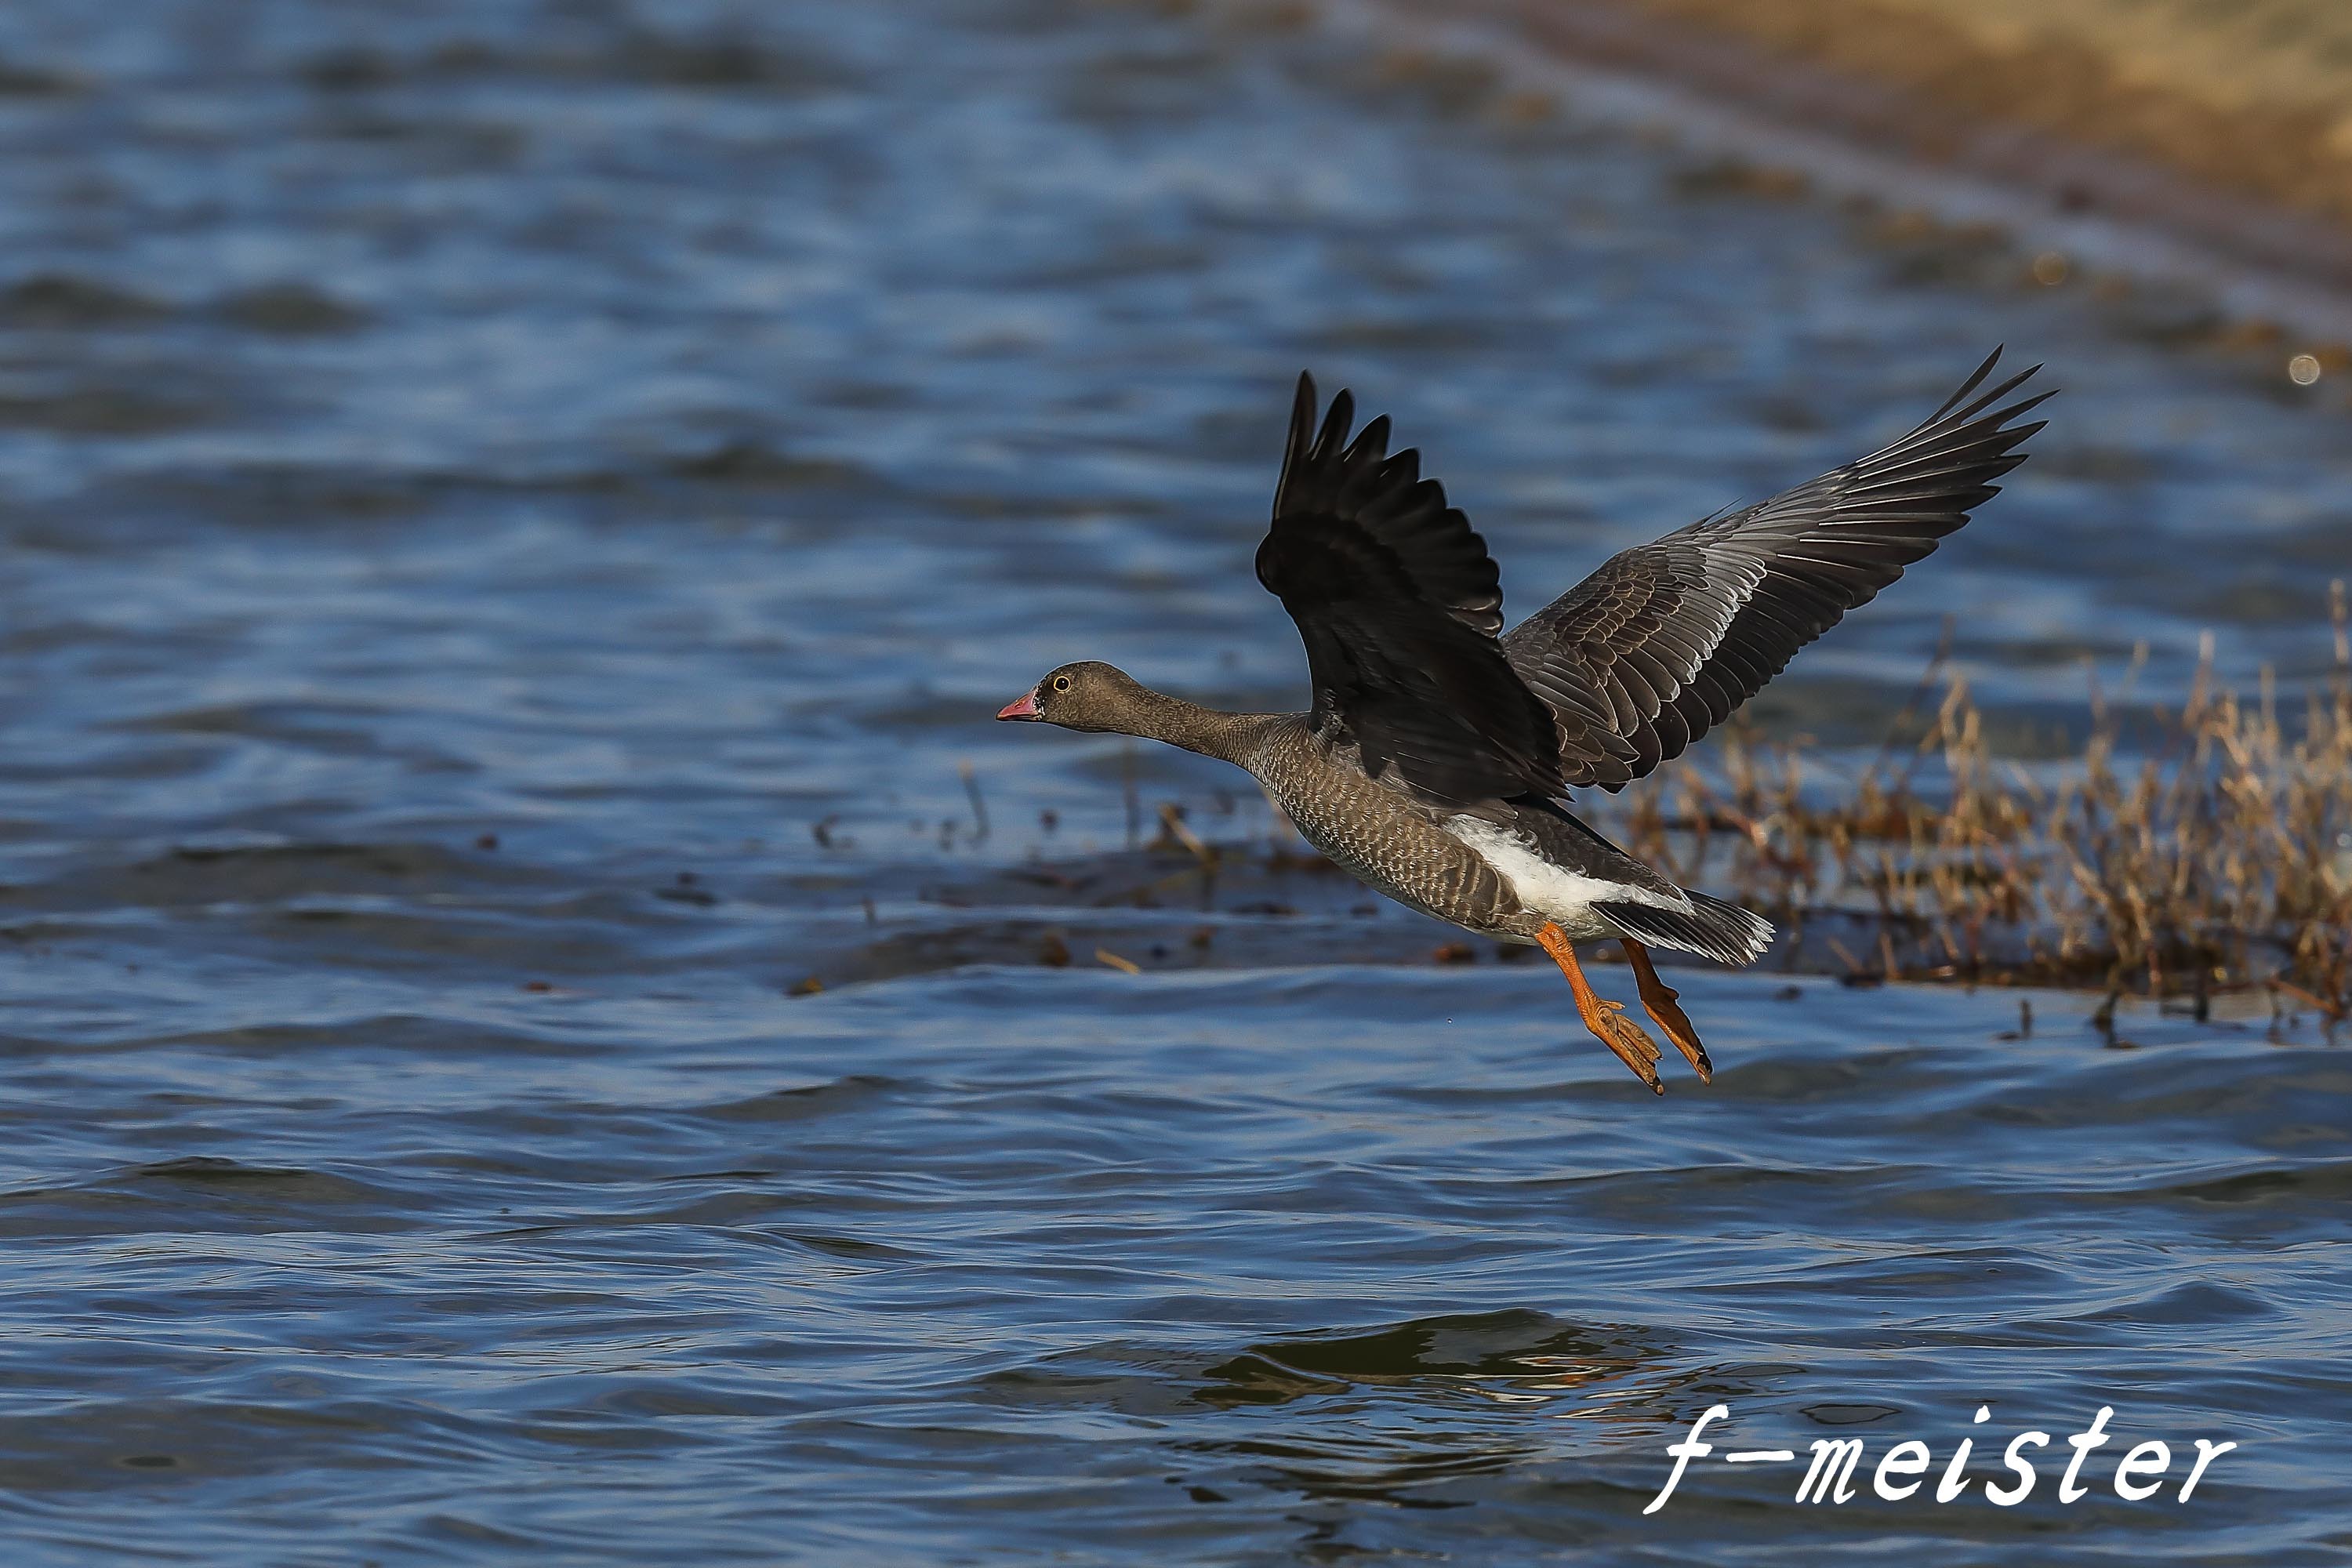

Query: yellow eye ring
<box><xmin>1052</xmin><ymin>676</ymin><xmax>1071</xmax><ymax>691</ymax></box>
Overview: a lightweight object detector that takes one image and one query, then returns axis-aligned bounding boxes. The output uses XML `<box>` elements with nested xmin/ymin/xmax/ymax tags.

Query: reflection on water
<box><xmin>0</xmin><ymin>0</ymin><xmax>2343</xmax><ymax>1561</ymax></box>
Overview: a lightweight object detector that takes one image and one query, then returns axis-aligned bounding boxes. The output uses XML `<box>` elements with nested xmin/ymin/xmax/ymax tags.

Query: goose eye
<box><xmin>1052</xmin><ymin>675</ymin><xmax>1071</xmax><ymax>692</ymax></box>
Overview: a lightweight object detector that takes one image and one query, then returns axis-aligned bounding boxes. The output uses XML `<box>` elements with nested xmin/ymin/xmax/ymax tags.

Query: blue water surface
<box><xmin>0</xmin><ymin>0</ymin><xmax>2347</xmax><ymax>1561</ymax></box>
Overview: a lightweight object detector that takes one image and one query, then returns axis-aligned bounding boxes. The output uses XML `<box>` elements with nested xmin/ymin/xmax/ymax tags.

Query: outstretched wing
<box><xmin>1502</xmin><ymin>350</ymin><xmax>2051</xmax><ymax>789</ymax></box>
<box><xmin>1256</xmin><ymin>373</ymin><xmax>1564</xmax><ymax>810</ymax></box>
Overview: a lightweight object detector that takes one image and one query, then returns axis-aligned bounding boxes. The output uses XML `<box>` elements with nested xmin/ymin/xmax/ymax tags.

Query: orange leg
<box><xmin>1621</xmin><ymin>939</ymin><xmax>1713</xmax><ymax>1083</ymax></box>
<box><xmin>1534</xmin><ymin>923</ymin><xmax>1664</xmax><ymax>1094</ymax></box>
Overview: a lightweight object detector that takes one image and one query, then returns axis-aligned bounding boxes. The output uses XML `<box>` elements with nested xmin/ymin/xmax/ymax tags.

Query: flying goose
<box><xmin>998</xmin><ymin>353</ymin><xmax>2047</xmax><ymax>1091</ymax></box>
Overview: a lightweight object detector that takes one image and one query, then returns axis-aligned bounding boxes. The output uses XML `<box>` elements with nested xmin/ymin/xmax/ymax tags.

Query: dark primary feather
<box><xmin>1256</xmin><ymin>372</ymin><xmax>1564</xmax><ymax>811</ymax></box>
<box><xmin>1503</xmin><ymin>349</ymin><xmax>2051</xmax><ymax>789</ymax></box>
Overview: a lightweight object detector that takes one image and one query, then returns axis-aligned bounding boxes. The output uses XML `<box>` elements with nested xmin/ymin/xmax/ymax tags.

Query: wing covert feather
<box><xmin>1503</xmin><ymin>350</ymin><xmax>2049</xmax><ymax>789</ymax></box>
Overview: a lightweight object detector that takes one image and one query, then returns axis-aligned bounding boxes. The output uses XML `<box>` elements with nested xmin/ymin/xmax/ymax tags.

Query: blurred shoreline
<box><xmin>1595</xmin><ymin>0</ymin><xmax>2352</xmax><ymax>228</ymax></box>
<box><xmin>1380</xmin><ymin>0</ymin><xmax>2352</xmax><ymax>351</ymax></box>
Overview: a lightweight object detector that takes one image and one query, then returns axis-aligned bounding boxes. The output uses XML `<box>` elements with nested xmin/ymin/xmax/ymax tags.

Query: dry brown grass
<box><xmin>1610</xmin><ymin>583</ymin><xmax>2352</xmax><ymax>1019</ymax></box>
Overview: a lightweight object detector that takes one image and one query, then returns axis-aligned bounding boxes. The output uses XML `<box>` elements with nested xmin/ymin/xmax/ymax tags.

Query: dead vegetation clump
<box><xmin>1610</xmin><ymin>584</ymin><xmax>2352</xmax><ymax>1019</ymax></box>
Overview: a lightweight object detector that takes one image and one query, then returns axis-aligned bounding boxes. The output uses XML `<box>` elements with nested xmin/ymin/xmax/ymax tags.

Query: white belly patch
<box><xmin>1442</xmin><ymin>815</ymin><xmax>1692</xmax><ymax>924</ymax></box>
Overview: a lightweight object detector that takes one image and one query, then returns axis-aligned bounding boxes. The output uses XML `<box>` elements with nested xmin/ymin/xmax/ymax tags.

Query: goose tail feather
<box><xmin>1595</xmin><ymin>891</ymin><xmax>1773</xmax><ymax>967</ymax></box>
